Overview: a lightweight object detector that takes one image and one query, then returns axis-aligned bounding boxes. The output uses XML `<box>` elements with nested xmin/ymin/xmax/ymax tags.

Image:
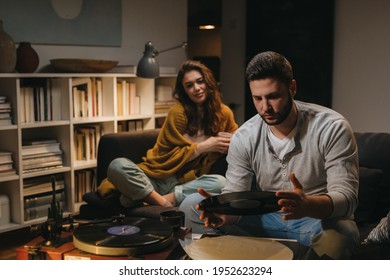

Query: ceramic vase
<box><xmin>0</xmin><ymin>20</ymin><xmax>16</xmax><ymax>73</ymax></box>
<box><xmin>15</xmin><ymin>42</ymin><xmax>40</xmax><ymax>73</ymax></box>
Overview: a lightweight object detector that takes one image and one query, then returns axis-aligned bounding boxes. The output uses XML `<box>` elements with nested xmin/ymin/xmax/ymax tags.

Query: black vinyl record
<box><xmin>73</xmin><ymin>217</ymin><xmax>173</xmax><ymax>256</ymax></box>
<box><xmin>198</xmin><ymin>191</ymin><xmax>281</xmax><ymax>215</ymax></box>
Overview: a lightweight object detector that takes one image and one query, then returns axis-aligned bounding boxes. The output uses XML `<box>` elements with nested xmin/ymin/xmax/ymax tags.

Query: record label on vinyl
<box><xmin>198</xmin><ymin>191</ymin><xmax>281</xmax><ymax>215</ymax></box>
<box><xmin>73</xmin><ymin>217</ymin><xmax>173</xmax><ymax>256</ymax></box>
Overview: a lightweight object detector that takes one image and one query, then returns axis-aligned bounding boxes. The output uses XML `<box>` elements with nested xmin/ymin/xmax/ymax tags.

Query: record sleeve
<box><xmin>198</xmin><ymin>191</ymin><xmax>281</xmax><ymax>215</ymax></box>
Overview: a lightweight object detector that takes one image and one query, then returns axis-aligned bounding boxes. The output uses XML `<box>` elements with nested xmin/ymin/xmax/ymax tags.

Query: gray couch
<box><xmin>80</xmin><ymin>129</ymin><xmax>390</xmax><ymax>259</ymax></box>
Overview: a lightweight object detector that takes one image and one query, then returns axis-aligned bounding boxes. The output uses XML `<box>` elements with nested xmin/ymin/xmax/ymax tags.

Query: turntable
<box><xmin>17</xmin><ymin>216</ymin><xmax>188</xmax><ymax>260</ymax></box>
<box><xmin>72</xmin><ymin>217</ymin><xmax>174</xmax><ymax>257</ymax></box>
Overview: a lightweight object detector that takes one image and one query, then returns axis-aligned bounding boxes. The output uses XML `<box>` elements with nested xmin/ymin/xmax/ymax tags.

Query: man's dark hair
<box><xmin>245</xmin><ymin>51</ymin><xmax>293</xmax><ymax>87</ymax></box>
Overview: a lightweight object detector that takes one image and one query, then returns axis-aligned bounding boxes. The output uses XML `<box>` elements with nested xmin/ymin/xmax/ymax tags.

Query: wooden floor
<box><xmin>0</xmin><ymin>227</ymin><xmax>36</xmax><ymax>260</ymax></box>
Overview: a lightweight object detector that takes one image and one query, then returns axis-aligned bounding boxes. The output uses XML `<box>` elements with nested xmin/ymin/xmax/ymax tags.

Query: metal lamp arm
<box><xmin>156</xmin><ymin>42</ymin><xmax>188</xmax><ymax>55</ymax></box>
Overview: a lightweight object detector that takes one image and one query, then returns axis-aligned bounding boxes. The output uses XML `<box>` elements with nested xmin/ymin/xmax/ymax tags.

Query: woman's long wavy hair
<box><xmin>173</xmin><ymin>60</ymin><xmax>223</xmax><ymax>136</ymax></box>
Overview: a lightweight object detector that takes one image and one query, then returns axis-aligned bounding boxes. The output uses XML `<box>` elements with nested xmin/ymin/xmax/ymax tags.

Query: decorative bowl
<box><xmin>50</xmin><ymin>59</ymin><xmax>118</xmax><ymax>73</ymax></box>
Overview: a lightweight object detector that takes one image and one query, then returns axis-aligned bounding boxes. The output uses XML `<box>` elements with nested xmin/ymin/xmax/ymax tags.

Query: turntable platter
<box><xmin>73</xmin><ymin>217</ymin><xmax>173</xmax><ymax>256</ymax></box>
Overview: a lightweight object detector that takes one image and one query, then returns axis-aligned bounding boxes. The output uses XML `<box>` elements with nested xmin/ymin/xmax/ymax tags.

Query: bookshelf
<box><xmin>0</xmin><ymin>72</ymin><xmax>176</xmax><ymax>233</ymax></box>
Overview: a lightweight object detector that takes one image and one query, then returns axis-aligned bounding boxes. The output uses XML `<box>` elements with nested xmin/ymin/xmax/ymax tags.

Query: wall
<box><xmin>220</xmin><ymin>0</ymin><xmax>246</xmax><ymax>125</ymax></box>
<box><xmin>1</xmin><ymin>0</ymin><xmax>187</xmax><ymax>72</ymax></box>
<box><xmin>332</xmin><ymin>0</ymin><xmax>390</xmax><ymax>133</ymax></box>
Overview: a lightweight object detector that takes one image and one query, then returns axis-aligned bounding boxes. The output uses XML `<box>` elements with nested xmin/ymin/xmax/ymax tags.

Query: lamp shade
<box><xmin>136</xmin><ymin>42</ymin><xmax>159</xmax><ymax>78</ymax></box>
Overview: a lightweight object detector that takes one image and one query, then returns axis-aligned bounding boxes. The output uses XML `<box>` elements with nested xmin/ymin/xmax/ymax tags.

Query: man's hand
<box><xmin>196</xmin><ymin>188</ymin><xmax>238</xmax><ymax>228</ymax></box>
<box><xmin>276</xmin><ymin>172</ymin><xmax>333</xmax><ymax>220</ymax></box>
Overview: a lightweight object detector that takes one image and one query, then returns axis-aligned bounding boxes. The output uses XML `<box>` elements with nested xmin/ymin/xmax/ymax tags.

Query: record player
<box><xmin>17</xmin><ymin>215</ymin><xmax>187</xmax><ymax>260</ymax></box>
<box><xmin>17</xmin><ymin>176</ymin><xmax>186</xmax><ymax>260</ymax></box>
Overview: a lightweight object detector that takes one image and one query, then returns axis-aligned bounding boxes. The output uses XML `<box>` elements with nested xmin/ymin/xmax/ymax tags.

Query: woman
<box><xmin>103</xmin><ymin>60</ymin><xmax>238</xmax><ymax>208</ymax></box>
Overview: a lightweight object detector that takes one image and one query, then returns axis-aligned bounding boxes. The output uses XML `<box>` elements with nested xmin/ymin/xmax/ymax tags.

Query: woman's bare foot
<box><xmin>144</xmin><ymin>190</ymin><xmax>173</xmax><ymax>207</ymax></box>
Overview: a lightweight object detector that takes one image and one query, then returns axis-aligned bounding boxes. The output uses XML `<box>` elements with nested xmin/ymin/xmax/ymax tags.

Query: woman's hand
<box><xmin>196</xmin><ymin>135</ymin><xmax>231</xmax><ymax>155</ymax></box>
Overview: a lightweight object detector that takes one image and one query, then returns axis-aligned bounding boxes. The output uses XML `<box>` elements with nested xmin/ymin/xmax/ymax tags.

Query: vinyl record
<box><xmin>198</xmin><ymin>191</ymin><xmax>281</xmax><ymax>215</ymax></box>
<box><xmin>73</xmin><ymin>217</ymin><xmax>173</xmax><ymax>256</ymax></box>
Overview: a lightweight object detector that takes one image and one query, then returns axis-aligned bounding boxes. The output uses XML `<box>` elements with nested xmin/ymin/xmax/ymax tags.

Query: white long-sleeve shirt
<box><xmin>224</xmin><ymin>100</ymin><xmax>359</xmax><ymax>219</ymax></box>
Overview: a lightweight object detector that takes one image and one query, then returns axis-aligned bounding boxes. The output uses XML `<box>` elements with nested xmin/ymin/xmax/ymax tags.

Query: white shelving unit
<box><xmin>0</xmin><ymin>72</ymin><xmax>176</xmax><ymax>233</ymax></box>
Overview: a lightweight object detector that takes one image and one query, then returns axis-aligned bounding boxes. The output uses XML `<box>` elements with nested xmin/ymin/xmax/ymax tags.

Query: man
<box><xmin>179</xmin><ymin>51</ymin><xmax>360</xmax><ymax>259</ymax></box>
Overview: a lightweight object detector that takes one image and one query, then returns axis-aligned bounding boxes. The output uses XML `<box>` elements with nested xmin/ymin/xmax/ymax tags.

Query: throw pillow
<box><xmin>362</xmin><ymin>210</ymin><xmax>390</xmax><ymax>245</ymax></box>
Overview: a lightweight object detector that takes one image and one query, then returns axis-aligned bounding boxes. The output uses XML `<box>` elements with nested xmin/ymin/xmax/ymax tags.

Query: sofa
<box><xmin>80</xmin><ymin>129</ymin><xmax>390</xmax><ymax>259</ymax></box>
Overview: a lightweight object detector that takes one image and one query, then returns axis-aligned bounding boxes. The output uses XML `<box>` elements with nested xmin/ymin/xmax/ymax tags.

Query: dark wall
<box><xmin>245</xmin><ymin>0</ymin><xmax>334</xmax><ymax>120</ymax></box>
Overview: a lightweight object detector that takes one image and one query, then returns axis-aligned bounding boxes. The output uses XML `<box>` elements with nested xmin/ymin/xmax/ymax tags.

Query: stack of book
<box><xmin>0</xmin><ymin>151</ymin><xmax>17</xmax><ymax>177</ymax></box>
<box><xmin>23</xmin><ymin>175</ymin><xmax>66</xmax><ymax>221</ymax></box>
<box><xmin>21</xmin><ymin>140</ymin><xmax>63</xmax><ymax>173</ymax></box>
<box><xmin>0</xmin><ymin>96</ymin><xmax>12</xmax><ymax>125</ymax></box>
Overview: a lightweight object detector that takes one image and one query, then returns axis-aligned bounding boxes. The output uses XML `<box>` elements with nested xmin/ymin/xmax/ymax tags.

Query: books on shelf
<box><xmin>19</xmin><ymin>78</ymin><xmax>62</xmax><ymax>123</ymax></box>
<box><xmin>0</xmin><ymin>162</ymin><xmax>14</xmax><ymax>171</ymax></box>
<box><xmin>21</xmin><ymin>140</ymin><xmax>63</xmax><ymax>173</ymax></box>
<box><xmin>75</xmin><ymin>169</ymin><xmax>96</xmax><ymax>202</ymax></box>
<box><xmin>0</xmin><ymin>96</ymin><xmax>12</xmax><ymax>126</ymax></box>
<box><xmin>22</xmin><ymin>141</ymin><xmax>62</xmax><ymax>157</ymax></box>
<box><xmin>117</xmin><ymin>119</ymin><xmax>144</xmax><ymax>132</ymax></box>
<box><xmin>23</xmin><ymin>175</ymin><xmax>65</xmax><ymax>197</ymax></box>
<box><xmin>74</xmin><ymin>124</ymin><xmax>104</xmax><ymax>161</ymax></box>
<box><xmin>116</xmin><ymin>80</ymin><xmax>140</xmax><ymax>116</ymax></box>
<box><xmin>72</xmin><ymin>77</ymin><xmax>103</xmax><ymax>118</ymax></box>
<box><xmin>0</xmin><ymin>151</ymin><xmax>12</xmax><ymax>163</ymax></box>
<box><xmin>0</xmin><ymin>151</ymin><xmax>16</xmax><ymax>177</ymax></box>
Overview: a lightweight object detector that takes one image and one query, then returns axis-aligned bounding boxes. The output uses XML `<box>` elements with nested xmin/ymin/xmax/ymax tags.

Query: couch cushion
<box><xmin>355</xmin><ymin>167</ymin><xmax>384</xmax><ymax>225</ymax></box>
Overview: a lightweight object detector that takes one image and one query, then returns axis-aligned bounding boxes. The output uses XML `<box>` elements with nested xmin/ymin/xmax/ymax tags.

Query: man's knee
<box><xmin>311</xmin><ymin>219</ymin><xmax>359</xmax><ymax>259</ymax></box>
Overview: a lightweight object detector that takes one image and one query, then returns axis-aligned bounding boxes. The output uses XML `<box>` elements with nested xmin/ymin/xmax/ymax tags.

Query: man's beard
<box><xmin>260</xmin><ymin>94</ymin><xmax>293</xmax><ymax>126</ymax></box>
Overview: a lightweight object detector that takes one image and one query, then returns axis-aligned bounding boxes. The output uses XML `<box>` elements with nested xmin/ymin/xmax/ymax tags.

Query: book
<box><xmin>23</xmin><ymin>178</ymin><xmax>65</xmax><ymax>197</ymax></box>
<box><xmin>0</xmin><ymin>169</ymin><xmax>17</xmax><ymax>177</ymax></box>
<box><xmin>0</xmin><ymin>162</ymin><xmax>14</xmax><ymax>171</ymax></box>
<box><xmin>22</xmin><ymin>139</ymin><xmax>58</xmax><ymax>146</ymax></box>
<box><xmin>22</xmin><ymin>142</ymin><xmax>61</xmax><ymax>157</ymax></box>
<box><xmin>0</xmin><ymin>102</ymin><xmax>11</xmax><ymax>109</ymax></box>
<box><xmin>22</xmin><ymin>165</ymin><xmax>63</xmax><ymax>174</ymax></box>
<box><xmin>21</xmin><ymin>151</ymin><xmax>62</xmax><ymax>160</ymax></box>
<box><xmin>72</xmin><ymin>77</ymin><xmax>92</xmax><ymax>118</ymax></box>
<box><xmin>22</xmin><ymin>160</ymin><xmax>63</xmax><ymax>172</ymax></box>
<box><xmin>0</xmin><ymin>152</ymin><xmax>12</xmax><ymax>163</ymax></box>
<box><xmin>0</xmin><ymin>118</ymin><xmax>12</xmax><ymax>125</ymax></box>
<box><xmin>22</xmin><ymin>154</ymin><xmax>63</xmax><ymax>166</ymax></box>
